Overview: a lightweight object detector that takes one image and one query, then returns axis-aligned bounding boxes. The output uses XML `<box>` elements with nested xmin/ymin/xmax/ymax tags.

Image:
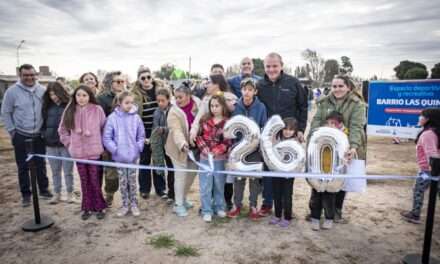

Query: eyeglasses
<box><xmin>22</xmin><ymin>74</ymin><xmax>36</xmax><ymax>77</ymax></box>
<box><xmin>332</xmin><ymin>85</ymin><xmax>345</xmax><ymax>88</ymax></box>
<box><xmin>140</xmin><ymin>75</ymin><xmax>152</xmax><ymax>81</ymax></box>
<box><xmin>113</xmin><ymin>80</ymin><xmax>125</xmax><ymax>84</ymax></box>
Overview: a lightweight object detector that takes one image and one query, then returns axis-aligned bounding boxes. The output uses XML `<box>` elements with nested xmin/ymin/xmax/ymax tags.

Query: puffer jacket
<box><xmin>102</xmin><ymin>105</ymin><xmax>145</xmax><ymax>163</ymax></box>
<box><xmin>42</xmin><ymin>103</ymin><xmax>67</xmax><ymax>146</ymax></box>
<box><xmin>58</xmin><ymin>104</ymin><xmax>106</xmax><ymax>159</ymax></box>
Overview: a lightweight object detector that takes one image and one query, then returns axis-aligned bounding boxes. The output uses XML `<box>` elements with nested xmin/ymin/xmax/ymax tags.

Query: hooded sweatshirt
<box><xmin>103</xmin><ymin>105</ymin><xmax>145</xmax><ymax>163</ymax></box>
<box><xmin>1</xmin><ymin>81</ymin><xmax>45</xmax><ymax>136</ymax></box>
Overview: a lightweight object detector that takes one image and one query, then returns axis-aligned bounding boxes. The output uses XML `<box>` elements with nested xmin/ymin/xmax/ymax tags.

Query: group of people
<box><xmin>1</xmin><ymin>52</ymin><xmax>438</xmax><ymax>231</ymax></box>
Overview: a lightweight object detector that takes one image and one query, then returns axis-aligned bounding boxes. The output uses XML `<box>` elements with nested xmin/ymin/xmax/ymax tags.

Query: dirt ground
<box><xmin>0</xmin><ymin>125</ymin><xmax>439</xmax><ymax>264</ymax></box>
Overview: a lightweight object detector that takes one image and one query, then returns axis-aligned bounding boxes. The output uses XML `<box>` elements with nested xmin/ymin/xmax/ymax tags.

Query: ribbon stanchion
<box><xmin>22</xmin><ymin>139</ymin><xmax>54</xmax><ymax>232</ymax></box>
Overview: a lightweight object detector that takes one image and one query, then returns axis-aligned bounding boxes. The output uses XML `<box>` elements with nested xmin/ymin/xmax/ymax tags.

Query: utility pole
<box><xmin>17</xmin><ymin>40</ymin><xmax>25</xmax><ymax>67</ymax></box>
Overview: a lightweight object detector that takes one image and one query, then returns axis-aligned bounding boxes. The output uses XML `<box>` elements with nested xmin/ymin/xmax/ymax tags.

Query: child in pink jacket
<box><xmin>401</xmin><ymin>108</ymin><xmax>440</xmax><ymax>224</ymax></box>
<box><xmin>58</xmin><ymin>85</ymin><xmax>107</xmax><ymax>220</ymax></box>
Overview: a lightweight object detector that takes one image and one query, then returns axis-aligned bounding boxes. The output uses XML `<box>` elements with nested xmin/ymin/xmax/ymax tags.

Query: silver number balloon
<box><xmin>260</xmin><ymin>115</ymin><xmax>305</xmax><ymax>172</ymax></box>
<box><xmin>224</xmin><ymin>115</ymin><xmax>263</xmax><ymax>172</ymax></box>
<box><xmin>307</xmin><ymin>127</ymin><xmax>349</xmax><ymax>192</ymax></box>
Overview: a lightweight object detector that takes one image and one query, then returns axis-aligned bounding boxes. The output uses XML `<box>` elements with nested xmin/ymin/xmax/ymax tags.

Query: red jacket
<box><xmin>196</xmin><ymin>117</ymin><xmax>231</xmax><ymax>160</ymax></box>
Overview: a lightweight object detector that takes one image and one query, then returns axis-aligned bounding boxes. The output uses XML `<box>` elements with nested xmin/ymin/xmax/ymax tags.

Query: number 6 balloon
<box><xmin>307</xmin><ymin>127</ymin><xmax>349</xmax><ymax>192</ymax></box>
<box><xmin>260</xmin><ymin>115</ymin><xmax>305</xmax><ymax>172</ymax></box>
<box><xmin>224</xmin><ymin>115</ymin><xmax>263</xmax><ymax>172</ymax></box>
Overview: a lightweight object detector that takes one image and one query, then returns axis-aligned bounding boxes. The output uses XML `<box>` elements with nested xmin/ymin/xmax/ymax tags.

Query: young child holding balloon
<box><xmin>269</xmin><ymin>117</ymin><xmax>300</xmax><ymax>228</ymax></box>
<box><xmin>196</xmin><ymin>93</ymin><xmax>232</xmax><ymax>222</ymax></box>
<box><xmin>227</xmin><ymin>78</ymin><xmax>267</xmax><ymax>220</ymax></box>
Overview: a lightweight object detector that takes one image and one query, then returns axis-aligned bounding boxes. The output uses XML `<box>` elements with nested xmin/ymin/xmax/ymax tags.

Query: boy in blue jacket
<box><xmin>227</xmin><ymin>78</ymin><xmax>268</xmax><ymax>220</ymax></box>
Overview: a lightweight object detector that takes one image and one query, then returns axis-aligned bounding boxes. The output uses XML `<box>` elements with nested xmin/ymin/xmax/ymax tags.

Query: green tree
<box><xmin>154</xmin><ymin>63</ymin><xmax>175</xmax><ymax>80</ymax></box>
<box><xmin>323</xmin><ymin>59</ymin><xmax>340</xmax><ymax>82</ymax></box>
<box><xmin>252</xmin><ymin>58</ymin><xmax>265</xmax><ymax>77</ymax></box>
<box><xmin>340</xmin><ymin>56</ymin><xmax>353</xmax><ymax>75</ymax></box>
<box><xmin>393</xmin><ymin>60</ymin><xmax>427</xmax><ymax>80</ymax></box>
<box><xmin>404</xmin><ymin>67</ymin><xmax>428</xmax><ymax>79</ymax></box>
<box><xmin>431</xmin><ymin>63</ymin><xmax>440</xmax><ymax>79</ymax></box>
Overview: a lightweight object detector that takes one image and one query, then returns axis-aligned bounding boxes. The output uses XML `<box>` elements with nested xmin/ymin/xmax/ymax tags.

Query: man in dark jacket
<box><xmin>228</xmin><ymin>57</ymin><xmax>262</xmax><ymax>98</ymax></box>
<box><xmin>256</xmin><ymin>52</ymin><xmax>308</xmax><ymax>216</ymax></box>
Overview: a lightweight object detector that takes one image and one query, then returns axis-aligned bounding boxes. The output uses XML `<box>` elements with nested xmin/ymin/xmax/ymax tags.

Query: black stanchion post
<box><xmin>22</xmin><ymin>138</ymin><xmax>54</xmax><ymax>232</ymax></box>
<box><xmin>403</xmin><ymin>156</ymin><xmax>440</xmax><ymax>264</ymax></box>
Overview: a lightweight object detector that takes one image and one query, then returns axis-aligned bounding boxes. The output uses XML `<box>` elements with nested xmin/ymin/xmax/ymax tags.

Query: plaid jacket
<box><xmin>196</xmin><ymin>117</ymin><xmax>231</xmax><ymax>160</ymax></box>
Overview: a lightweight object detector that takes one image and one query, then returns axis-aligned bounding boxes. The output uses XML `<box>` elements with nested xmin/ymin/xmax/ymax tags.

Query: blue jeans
<box><xmin>46</xmin><ymin>146</ymin><xmax>74</xmax><ymax>193</ymax></box>
<box><xmin>199</xmin><ymin>159</ymin><xmax>226</xmax><ymax>215</ymax></box>
<box><xmin>262</xmin><ymin>177</ymin><xmax>273</xmax><ymax>208</ymax></box>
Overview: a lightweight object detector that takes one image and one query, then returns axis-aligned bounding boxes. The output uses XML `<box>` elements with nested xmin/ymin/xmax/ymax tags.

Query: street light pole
<box><xmin>17</xmin><ymin>40</ymin><xmax>25</xmax><ymax>67</ymax></box>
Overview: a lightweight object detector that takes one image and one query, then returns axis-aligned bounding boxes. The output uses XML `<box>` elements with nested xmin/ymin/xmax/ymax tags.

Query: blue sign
<box><xmin>367</xmin><ymin>80</ymin><xmax>440</xmax><ymax>138</ymax></box>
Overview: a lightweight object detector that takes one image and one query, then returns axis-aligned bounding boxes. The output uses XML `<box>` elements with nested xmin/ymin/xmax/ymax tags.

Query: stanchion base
<box><xmin>22</xmin><ymin>215</ymin><xmax>54</xmax><ymax>232</ymax></box>
<box><xmin>403</xmin><ymin>254</ymin><xmax>440</xmax><ymax>264</ymax></box>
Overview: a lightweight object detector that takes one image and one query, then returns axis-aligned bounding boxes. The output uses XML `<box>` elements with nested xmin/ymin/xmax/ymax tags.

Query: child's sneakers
<box><xmin>203</xmin><ymin>214</ymin><xmax>212</xmax><ymax>222</ymax></box>
<box><xmin>66</xmin><ymin>192</ymin><xmax>79</xmax><ymax>204</ymax></box>
<box><xmin>248</xmin><ymin>207</ymin><xmax>259</xmax><ymax>221</ymax></box>
<box><xmin>311</xmin><ymin>218</ymin><xmax>320</xmax><ymax>231</ymax></box>
<box><xmin>269</xmin><ymin>217</ymin><xmax>281</xmax><ymax>225</ymax></box>
<box><xmin>401</xmin><ymin>211</ymin><xmax>421</xmax><ymax>224</ymax></box>
<box><xmin>131</xmin><ymin>205</ymin><xmax>140</xmax><ymax>217</ymax></box>
<box><xmin>173</xmin><ymin>205</ymin><xmax>188</xmax><ymax>217</ymax></box>
<box><xmin>217</xmin><ymin>210</ymin><xmax>227</xmax><ymax>218</ymax></box>
<box><xmin>49</xmin><ymin>193</ymin><xmax>61</xmax><ymax>204</ymax></box>
<box><xmin>258</xmin><ymin>205</ymin><xmax>272</xmax><ymax>217</ymax></box>
<box><xmin>278</xmin><ymin>219</ymin><xmax>291</xmax><ymax>228</ymax></box>
<box><xmin>227</xmin><ymin>207</ymin><xmax>241</xmax><ymax>218</ymax></box>
<box><xmin>117</xmin><ymin>207</ymin><xmax>129</xmax><ymax>217</ymax></box>
<box><xmin>322</xmin><ymin>219</ymin><xmax>333</xmax><ymax>230</ymax></box>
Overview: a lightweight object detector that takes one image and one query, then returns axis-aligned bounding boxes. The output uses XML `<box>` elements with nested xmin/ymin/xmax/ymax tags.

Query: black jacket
<box><xmin>256</xmin><ymin>72</ymin><xmax>308</xmax><ymax>132</ymax></box>
<box><xmin>42</xmin><ymin>103</ymin><xmax>67</xmax><ymax>147</ymax></box>
<box><xmin>97</xmin><ymin>91</ymin><xmax>116</xmax><ymax>117</ymax></box>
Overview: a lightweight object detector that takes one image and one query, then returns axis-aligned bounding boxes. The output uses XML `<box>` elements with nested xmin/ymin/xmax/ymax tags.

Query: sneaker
<box><xmin>22</xmin><ymin>196</ymin><xmax>31</xmax><ymax>207</ymax></box>
<box><xmin>105</xmin><ymin>194</ymin><xmax>114</xmax><ymax>207</ymax></box>
<box><xmin>96</xmin><ymin>210</ymin><xmax>106</xmax><ymax>220</ymax></box>
<box><xmin>81</xmin><ymin>211</ymin><xmax>91</xmax><ymax>220</ymax></box>
<box><xmin>279</xmin><ymin>219</ymin><xmax>291</xmax><ymax>228</ymax></box>
<box><xmin>117</xmin><ymin>207</ymin><xmax>129</xmax><ymax>217</ymax></box>
<box><xmin>217</xmin><ymin>210</ymin><xmax>227</xmax><ymax>218</ymax></box>
<box><xmin>311</xmin><ymin>218</ymin><xmax>320</xmax><ymax>231</ymax></box>
<box><xmin>174</xmin><ymin>205</ymin><xmax>188</xmax><ymax>217</ymax></box>
<box><xmin>269</xmin><ymin>217</ymin><xmax>281</xmax><ymax>225</ymax></box>
<box><xmin>249</xmin><ymin>207</ymin><xmax>259</xmax><ymax>221</ymax></box>
<box><xmin>66</xmin><ymin>192</ymin><xmax>79</xmax><ymax>204</ymax></box>
<box><xmin>227</xmin><ymin>207</ymin><xmax>241</xmax><ymax>218</ymax></box>
<box><xmin>39</xmin><ymin>190</ymin><xmax>53</xmax><ymax>200</ymax></box>
<box><xmin>49</xmin><ymin>193</ymin><xmax>61</xmax><ymax>205</ymax></box>
<box><xmin>166</xmin><ymin>198</ymin><xmax>175</xmax><ymax>205</ymax></box>
<box><xmin>141</xmin><ymin>192</ymin><xmax>150</xmax><ymax>200</ymax></box>
<box><xmin>159</xmin><ymin>192</ymin><xmax>168</xmax><ymax>200</ymax></box>
<box><xmin>183</xmin><ymin>200</ymin><xmax>194</xmax><ymax>209</ymax></box>
<box><xmin>322</xmin><ymin>219</ymin><xmax>333</xmax><ymax>229</ymax></box>
<box><xmin>401</xmin><ymin>211</ymin><xmax>421</xmax><ymax>224</ymax></box>
<box><xmin>203</xmin><ymin>214</ymin><xmax>212</xmax><ymax>222</ymax></box>
<box><xmin>258</xmin><ymin>205</ymin><xmax>272</xmax><ymax>217</ymax></box>
<box><xmin>131</xmin><ymin>206</ymin><xmax>140</xmax><ymax>217</ymax></box>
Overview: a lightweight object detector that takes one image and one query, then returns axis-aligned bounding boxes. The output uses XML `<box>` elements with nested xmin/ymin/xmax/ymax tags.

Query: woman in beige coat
<box><xmin>165</xmin><ymin>83</ymin><xmax>201</xmax><ymax>217</ymax></box>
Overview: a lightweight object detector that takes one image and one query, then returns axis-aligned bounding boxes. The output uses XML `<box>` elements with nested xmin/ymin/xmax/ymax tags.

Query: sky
<box><xmin>0</xmin><ymin>0</ymin><xmax>439</xmax><ymax>80</ymax></box>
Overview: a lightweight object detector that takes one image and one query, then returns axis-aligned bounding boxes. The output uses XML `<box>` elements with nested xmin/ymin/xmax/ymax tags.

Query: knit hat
<box><xmin>137</xmin><ymin>65</ymin><xmax>151</xmax><ymax>78</ymax></box>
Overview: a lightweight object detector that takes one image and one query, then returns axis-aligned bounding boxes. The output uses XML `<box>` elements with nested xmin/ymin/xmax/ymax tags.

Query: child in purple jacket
<box><xmin>103</xmin><ymin>91</ymin><xmax>145</xmax><ymax>217</ymax></box>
